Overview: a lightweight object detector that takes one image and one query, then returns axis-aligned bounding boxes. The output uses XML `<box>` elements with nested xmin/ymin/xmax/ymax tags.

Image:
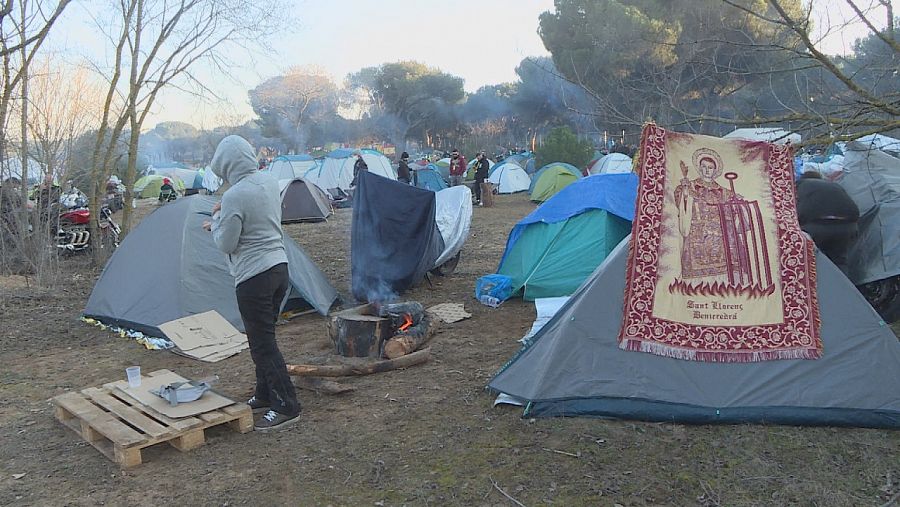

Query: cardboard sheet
<box><xmin>426</xmin><ymin>303</ymin><xmax>471</xmax><ymax>324</ymax></box>
<box><xmin>159</xmin><ymin>311</ymin><xmax>248</xmax><ymax>362</ymax></box>
<box><xmin>113</xmin><ymin>370</ymin><xmax>233</xmax><ymax>418</ymax></box>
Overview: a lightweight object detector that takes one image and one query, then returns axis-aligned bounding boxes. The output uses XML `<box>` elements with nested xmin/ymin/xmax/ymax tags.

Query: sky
<box><xmin>44</xmin><ymin>0</ymin><xmax>892</xmax><ymax>130</ymax></box>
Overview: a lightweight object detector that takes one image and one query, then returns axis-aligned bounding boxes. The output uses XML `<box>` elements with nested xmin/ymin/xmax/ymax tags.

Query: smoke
<box><xmin>276</xmin><ymin>116</ymin><xmax>308</xmax><ymax>153</ymax></box>
<box><xmin>360</xmin><ymin>276</ymin><xmax>398</xmax><ymax>305</ymax></box>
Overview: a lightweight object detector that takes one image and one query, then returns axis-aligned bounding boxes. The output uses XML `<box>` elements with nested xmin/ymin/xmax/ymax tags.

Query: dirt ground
<box><xmin>1</xmin><ymin>192</ymin><xmax>898</xmax><ymax>506</ymax></box>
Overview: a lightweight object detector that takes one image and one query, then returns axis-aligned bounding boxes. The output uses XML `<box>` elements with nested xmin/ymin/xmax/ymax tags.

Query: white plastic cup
<box><xmin>126</xmin><ymin>366</ymin><xmax>141</xmax><ymax>388</ymax></box>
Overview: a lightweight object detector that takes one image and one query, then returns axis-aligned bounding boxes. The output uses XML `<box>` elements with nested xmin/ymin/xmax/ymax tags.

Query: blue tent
<box><xmin>497</xmin><ymin>173</ymin><xmax>638</xmax><ymax>299</ymax></box>
<box><xmin>414</xmin><ymin>164</ymin><xmax>449</xmax><ymax>191</ymax></box>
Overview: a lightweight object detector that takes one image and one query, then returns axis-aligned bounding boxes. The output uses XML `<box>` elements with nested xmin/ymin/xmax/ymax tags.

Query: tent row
<box><xmin>298</xmin><ymin>149</ymin><xmax>397</xmax><ymax>193</ymax></box>
<box><xmin>136</xmin><ymin>167</ymin><xmax>216</xmax><ymax>197</ymax></box>
<box><xmin>412</xmin><ymin>157</ymin><xmax>634</xmax><ymax>202</ymax></box>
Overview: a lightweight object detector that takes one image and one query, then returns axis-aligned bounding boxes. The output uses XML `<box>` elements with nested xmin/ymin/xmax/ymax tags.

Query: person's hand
<box><xmin>211</xmin><ymin>202</ymin><xmax>221</xmax><ymax>214</ymax></box>
<box><xmin>202</xmin><ymin>220</ymin><xmax>212</xmax><ymax>231</ymax></box>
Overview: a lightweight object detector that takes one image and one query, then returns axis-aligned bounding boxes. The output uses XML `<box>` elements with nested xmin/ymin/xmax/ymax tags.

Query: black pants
<box><xmin>802</xmin><ymin>221</ymin><xmax>858</xmax><ymax>274</ymax></box>
<box><xmin>474</xmin><ymin>176</ymin><xmax>485</xmax><ymax>201</ymax></box>
<box><xmin>235</xmin><ymin>263</ymin><xmax>299</xmax><ymax>416</ymax></box>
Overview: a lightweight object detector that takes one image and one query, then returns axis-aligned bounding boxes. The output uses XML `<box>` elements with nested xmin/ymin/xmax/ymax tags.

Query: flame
<box><xmin>398</xmin><ymin>313</ymin><xmax>413</xmax><ymax>332</ymax></box>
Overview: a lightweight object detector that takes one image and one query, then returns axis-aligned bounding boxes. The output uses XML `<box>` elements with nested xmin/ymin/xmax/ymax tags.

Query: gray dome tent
<box><xmin>279</xmin><ymin>177</ymin><xmax>333</xmax><ymax>223</ymax></box>
<box><xmin>489</xmin><ymin>238</ymin><xmax>900</xmax><ymax>428</ymax></box>
<box><xmin>84</xmin><ymin>195</ymin><xmax>339</xmax><ymax>336</ymax></box>
<box><xmin>838</xmin><ymin>142</ymin><xmax>900</xmax><ymax>286</ymax></box>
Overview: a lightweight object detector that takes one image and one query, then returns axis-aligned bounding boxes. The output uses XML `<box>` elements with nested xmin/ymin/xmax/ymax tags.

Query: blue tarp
<box><xmin>499</xmin><ymin>173</ymin><xmax>638</xmax><ymax>267</ymax></box>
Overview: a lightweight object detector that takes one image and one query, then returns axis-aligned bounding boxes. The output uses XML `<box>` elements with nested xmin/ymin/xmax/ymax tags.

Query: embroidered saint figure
<box><xmin>672</xmin><ymin>148</ymin><xmax>774</xmax><ymax>296</ymax></box>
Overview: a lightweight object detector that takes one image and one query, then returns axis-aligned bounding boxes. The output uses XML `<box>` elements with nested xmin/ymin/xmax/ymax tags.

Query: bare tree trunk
<box><xmin>122</xmin><ymin>126</ymin><xmax>139</xmax><ymax>236</ymax></box>
<box><xmin>120</xmin><ymin>0</ymin><xmax>144</xmax><ymax>237</ymax></box>
<box><xmin>16</xmin><ymin>0</ymin><xmax>37</xmax><ymax>278</ymax></box>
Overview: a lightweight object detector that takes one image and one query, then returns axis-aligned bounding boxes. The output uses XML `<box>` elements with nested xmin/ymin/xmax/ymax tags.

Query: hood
<box><xmin>211</xmin><ymin>135</ymin><xmax>257</xmax><ymax>185</ymax></box>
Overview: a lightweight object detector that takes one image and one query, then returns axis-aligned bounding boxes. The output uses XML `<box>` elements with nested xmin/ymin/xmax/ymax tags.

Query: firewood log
<box><xmin>286</xmin><ymin>348</ymin><xmax>431</xmax><ymax>377</ymax></box>
<box><xmin>383</xmin><ymin>315</ymin><xmax>439</xmax><ymax>359</ymax></box>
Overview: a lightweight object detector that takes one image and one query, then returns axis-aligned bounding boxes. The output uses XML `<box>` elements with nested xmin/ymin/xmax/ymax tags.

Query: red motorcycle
<box><xmin>56</xmin><ymin>205</ymin><xmax>120</xmax><ymax>253</ymax></box>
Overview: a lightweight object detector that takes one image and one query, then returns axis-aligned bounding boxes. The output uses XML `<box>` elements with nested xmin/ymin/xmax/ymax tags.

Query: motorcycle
<box><xmin>55</xmin><ymin>205</ymin><xmax>120</xmax><ymax>253</ymax></box>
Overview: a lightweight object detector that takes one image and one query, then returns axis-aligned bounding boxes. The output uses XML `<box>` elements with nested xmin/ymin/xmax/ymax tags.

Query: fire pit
<box><xmin>327</xmin><ymin>301</ymin><xmax>434</xmax><ymax>358</ymax></box>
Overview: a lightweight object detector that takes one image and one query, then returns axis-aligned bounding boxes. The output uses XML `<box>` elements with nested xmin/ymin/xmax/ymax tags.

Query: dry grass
<box><xmin>0</xmin><ymin>192</ymin><xmax>897</xmax><ymax>506</ymax></box>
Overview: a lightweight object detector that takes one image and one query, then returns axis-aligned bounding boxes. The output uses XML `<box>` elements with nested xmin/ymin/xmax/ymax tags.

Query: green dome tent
<box><xmin>134</xmin><ymin>174</ymin><xmax>185</xmax><ymax>198</ymax></box>
<box><xmin>529</xmin><ymin>162</ymin><xmax>581</xmax><ymax>202</ymax></box>
<box><xmin>497</xmin><ymin>174</ymin><xmax>637</xmax><ymax>300</ymax></box>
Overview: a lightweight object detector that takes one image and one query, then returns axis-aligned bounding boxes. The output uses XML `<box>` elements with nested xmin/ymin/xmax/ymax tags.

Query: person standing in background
<box><xmin>473</xmin><ymin>152</ymin><xmax>490</xmax><ymax>205</ymax></box>
<box><xmin>448</xmin><ymin>149</ymin><xmax>466</xmax><ymax>187</ymax></box>
<box><xmin>397</xmin><ymin>152</ymin><xmax>412</xmax><ymax>184</ymax></box>
<box><xmin>351</xmin><ymin>150</ymin><xmax>368</xmax><ymax>189</ymax></box>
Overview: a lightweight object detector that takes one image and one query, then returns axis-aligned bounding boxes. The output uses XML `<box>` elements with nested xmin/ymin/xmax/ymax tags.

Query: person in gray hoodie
<box><xmin>202</xmin><ymin>135</ymin><xmax>301</xmax><ymax>431</ymax></box>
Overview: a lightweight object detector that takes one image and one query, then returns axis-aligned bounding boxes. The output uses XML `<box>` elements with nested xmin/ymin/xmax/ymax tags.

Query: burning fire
<box><xmin>398</xmin><ymin>313</ymin><xmax>413</xmax><ymax>332</ymax></box>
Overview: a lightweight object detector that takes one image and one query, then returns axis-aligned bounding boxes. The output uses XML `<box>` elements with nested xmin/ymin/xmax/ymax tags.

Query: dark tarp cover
<box><xmin>84</xmin><ymin>195</ymin><xmax>338</xmax><ymax>336</ymax></box>
<box><xmin>351</xmin><ymin>171</ymin><xmax>444</xmax><ymax>301</ymax></box>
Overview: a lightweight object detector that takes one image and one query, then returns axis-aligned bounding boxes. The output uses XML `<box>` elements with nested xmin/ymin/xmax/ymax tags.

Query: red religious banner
<box><xmin>618</xmin><ymin>124</ymin><xmax>821</xmax><ymax>362</ymax></box>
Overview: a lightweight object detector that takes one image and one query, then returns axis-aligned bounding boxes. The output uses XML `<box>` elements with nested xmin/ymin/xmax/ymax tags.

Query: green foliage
<box><xmin>248</xmin><ymin>68</ymin><xmax>339</xmax><ymax>152</ymax></box>
<box><xmin>537</xmin><ymin>126</ymin><xmax>593</xmax><ymax>168</ymax></box>
<box><xmin>152</xmin><ymin>122</ymin><xmax>199</xmax><ymax>140</ymax></box>
<box><xmin>372</xmin><ymin>61</ymin><xmax>465</xmax><ymax>140</ymax></box>
<box><xmin>538</xmin><ymin>0</ymin><xmax>805</xmax><ymax>132</ymax></box>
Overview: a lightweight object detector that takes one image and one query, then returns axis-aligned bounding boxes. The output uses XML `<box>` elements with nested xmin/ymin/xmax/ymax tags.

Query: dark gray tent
<box><xmin>838</xmin><ymin>143</ymin><xmax>900</xmax><ymax>286</ymax></box>
<box><xmin>84</xmin><ymin>195</ymin><xmax>338</xmax><ymax>336</ymax></box>
<box><xmin>280</xmin><ymin>177</ymin><xmax>333</xmax><ymax>223</ymax></box>
<box><xmin>489</xmin><ymin>238</ymin><xmax>900</xmax><ymax>428</ymax></box>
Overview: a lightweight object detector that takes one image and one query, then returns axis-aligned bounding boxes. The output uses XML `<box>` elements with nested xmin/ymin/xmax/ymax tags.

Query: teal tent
<box><xmin>496</xmin><ymin>173</ymin><xmax>637</xmax><ymax>300</ymax></box>
<box><xmin>414</xmin><ymin>164</ymin><xmax>448</xmax><ymax>191</ymax></box>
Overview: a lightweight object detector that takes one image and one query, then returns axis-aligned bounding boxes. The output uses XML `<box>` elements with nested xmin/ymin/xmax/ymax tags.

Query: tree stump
<box><xmin>480</xmin><ymin>182</ymin><xmax>494</xmax><ymax>207</ymax></box>
<box><xmin>327</xmin><ymin>304</ymin><xmax>391</xmax><ymax>357</ymax></box>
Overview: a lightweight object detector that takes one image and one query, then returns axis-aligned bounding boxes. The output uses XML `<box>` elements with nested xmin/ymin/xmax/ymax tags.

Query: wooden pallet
<box><xmin>52</xmin><ymin>370</ymin><xmax>252</xmax><ymax>468</ymax></box>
